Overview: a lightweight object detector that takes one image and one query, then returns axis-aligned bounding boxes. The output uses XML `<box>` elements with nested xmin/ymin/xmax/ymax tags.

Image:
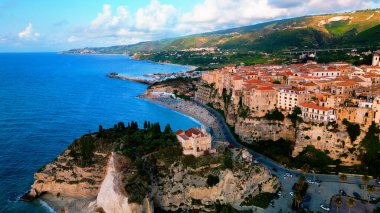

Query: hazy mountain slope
<box><xmin>65</xmin><ymin>9</ymin><xmax>380</xmax><ymax>54</ymax></box>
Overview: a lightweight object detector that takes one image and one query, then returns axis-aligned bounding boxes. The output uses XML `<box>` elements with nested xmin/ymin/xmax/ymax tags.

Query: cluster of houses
<box><xmin>196</xmin><ymin>52</ymin><xmax>380</xmax><ymax>128</ymax></box>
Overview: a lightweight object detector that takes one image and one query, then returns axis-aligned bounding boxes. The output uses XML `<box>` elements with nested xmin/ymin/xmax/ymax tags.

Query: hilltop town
<box><xmin>194</xmin><ymin>51</ymin><xmax>380</xmax><ymax>168</ymax></box>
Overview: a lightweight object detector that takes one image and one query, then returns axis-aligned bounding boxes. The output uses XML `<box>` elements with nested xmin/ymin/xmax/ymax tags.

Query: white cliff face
<box><xmin>96</xmin><ymin>153</ymin><xmax>129</xmax><ymax>213</ymax></box>
<box><xmin>96</xmin><ymin>153</ymin><xmax>153</xmax><ymax>213</ymax></box>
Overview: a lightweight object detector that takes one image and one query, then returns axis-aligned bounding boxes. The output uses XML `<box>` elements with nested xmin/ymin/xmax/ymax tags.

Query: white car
<box><xmin>277</xmin><ymin>191</ymin><xmax>282</xmax><ymax>196</ymax></box>
<box><xmin>307</xmin><ymin>179</ymin><xmax>315</xmax><ymax>184</ymax></box>
<box><xmin>289</xmin><ymin>192</ymin><xmax>294</xmax><ymax>196</ymax></box>
<box><xmin>320</xmin><ymin>204</ymin><xmax>330</xmax><ymax>211</ymax></box>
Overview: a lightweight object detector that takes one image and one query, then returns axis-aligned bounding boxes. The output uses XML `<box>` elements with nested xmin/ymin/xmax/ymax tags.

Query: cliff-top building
<box><xmin>175</xmin><ymin>126</ymin><xmax>212</xmax><ymax>157</ymax></box>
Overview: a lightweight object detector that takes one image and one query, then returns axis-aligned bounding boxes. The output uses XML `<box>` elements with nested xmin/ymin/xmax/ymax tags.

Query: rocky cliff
<box><xmin>195</xmin><ymin>84</ymin><xmax>363</xmax><ymax>166</ymax></box>
<box><xmin>23</xmin><ymin>125</ymin><xmax>279</xmax><ymax>213</ymax></box>
<box><xmin>22</xmin><ymin>138</ymin><xmax>110</xmax><ymax>201</ymax></box>
<box><xmin>151</xmin><ymin>148</ymin><xmax>278</xmax><ymax>211</ymax></box>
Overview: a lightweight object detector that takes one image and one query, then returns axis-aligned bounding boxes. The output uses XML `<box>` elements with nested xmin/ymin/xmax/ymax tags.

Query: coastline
<box><xmin>139</xmin><ymin>94</ymin><xmax>228</xmax><ymax>142</ymax></box>
<box><xmin>40</xmin><ymin>194</ymin><xmax>96</xmax><ymax>213</ymax></box>
<box><xmin>60</xmin><ymin>52</ymin><xmax>197</xmax><ymax>72</ymax></box>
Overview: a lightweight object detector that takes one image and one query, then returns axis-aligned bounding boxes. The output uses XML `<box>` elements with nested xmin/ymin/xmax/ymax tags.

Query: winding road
<box><xmin>193</xmin><ymin>100</ymin><xmax>378</xmax><ymax>186</ymax></box>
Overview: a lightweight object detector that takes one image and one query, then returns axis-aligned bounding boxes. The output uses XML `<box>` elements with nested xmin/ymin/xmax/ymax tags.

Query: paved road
<box><xmin>194</xmin><ymin>100</ymin><xmax>378</xmax><ymax>186</ymax></box>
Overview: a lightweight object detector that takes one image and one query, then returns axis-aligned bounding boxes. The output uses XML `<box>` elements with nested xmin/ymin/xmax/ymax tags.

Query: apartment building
<box><xmin>277</xmin><ymin>88</ymin><xmax>312</xmax><ymax>111</ymax></box>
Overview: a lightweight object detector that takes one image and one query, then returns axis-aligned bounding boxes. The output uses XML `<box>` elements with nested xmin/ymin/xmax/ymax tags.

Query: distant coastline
<box><xmin>60</xmin><ymin>51</ymin><xmax>198</xmax><ymax>72</ymax></box>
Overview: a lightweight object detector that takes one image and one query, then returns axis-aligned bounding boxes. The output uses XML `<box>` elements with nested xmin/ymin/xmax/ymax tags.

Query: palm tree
<box><xmin>339</xmin><ymin>174</ymin><xmax>347</xmax><ymax>191</ymax></box>
<box><xmin>334</xmin><ymin>196</ymin><xmax>343</xmax><ymax>213</ymax></box>
<box><xmin>347</xmin><ymin>198</ymin><xmax>355</xmax><ymax>213</ymax></box>
<box><xmin>366</xmin><ymin>185</ymin><xmax>376</xmax><ymax>203</ymax></box>
<box><xmin>301</xmin><ymin>163</ymin><xmax>310</xmax><ymax>174</ymax></box>
<box><xmin>294</xmin><ymin>192</ymin><xmax>303</xmax><ymax>210</ymax></box>
<box><xmin>362</xmin><ymin>175</ymin><xmax>370</xmax><ymax>185</ymax></box>
<box><xmin>362</xmin><ymin>175</ymin><xmax>371</xmax><ymax>198</ymax></box>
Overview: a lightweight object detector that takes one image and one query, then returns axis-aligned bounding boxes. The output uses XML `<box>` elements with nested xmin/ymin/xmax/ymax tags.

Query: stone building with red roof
<box><xmin>175</xmin><ymin>126</ymin><xmax>212</xmax><ymax>157</ymax></box>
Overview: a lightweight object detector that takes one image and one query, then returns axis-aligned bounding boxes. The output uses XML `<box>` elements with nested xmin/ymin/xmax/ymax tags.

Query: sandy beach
<box><xmin>141</xmin><ymin>95</ymin><xmax>228</xmax><ymax>142</ymax></box>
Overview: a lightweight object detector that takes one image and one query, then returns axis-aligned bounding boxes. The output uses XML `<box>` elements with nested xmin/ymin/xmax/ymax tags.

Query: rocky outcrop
<box><xmin>196</xmin><ymin>86</ymin><xmax>363</xmax><ymax>166</ymax></box>
<box><xmin>23</xmin><ymin>126</ymin><xmax>279</xmax><ymax>212</ymax></box>
<box><xmin>152</xmin><ymin>149</ymin><xmax>279</xmax><ymax>211</ymax></box>
<box><xmin>23</xmin><ymin>148</ymin><xmax>107</xmax><ymax>201</ymax></box>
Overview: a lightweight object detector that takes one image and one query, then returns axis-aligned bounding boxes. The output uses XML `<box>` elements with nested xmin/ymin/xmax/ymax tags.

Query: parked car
<box><xmin>303</xmin><ymin>194</ymin><xmax>312</xmax><ymax>202</ymax></box>
<box><xmin>292</xmin><ymin>183</ymin><xmax>298</xmax><ymax>190</ymax></box>
<box><xmin>315</xmin><ymin>179</ymin><xmax>322</xmax><ymax>184</ymax></box>
<box><xmin>289</xmin><ymin>191</ymin><xmax>294</xmax><ymax>196</ymax></box>
<box><xmin>353</xmin><ymin>192</ymin><xmax>361</xmax><ymax>199</ymax></box>
<box><xmin>376</xmin><ymin>179</ymin><xmax>380</xmax><ymax>185</ymax></box>
<box><xmin>285</xmin><ymin>173</ymin><xmax>293</xmax><ymax>177</ymax></box>
<box><xmin>370</xmin><ymin>195</ymin><xmax>376</xmax><ymax>201</ymax></box>
<box><xmin>307</xmin><ymin>179</ymin><xmax>315</xmax><ymax>184</ymax></box>
<box><xmin>320</xmin><ymin>204</ymin><xmax>330</xmax><ymax>211</ymax></box>
<box><xmin>339</xmin><ymin>189</ymin><xmax>347</xmax><ymax>196</ymax></box>
<box><xmin>277</xmin><ymin>191</ymin><xmax>282</xmax><ymax>197</ymax></box>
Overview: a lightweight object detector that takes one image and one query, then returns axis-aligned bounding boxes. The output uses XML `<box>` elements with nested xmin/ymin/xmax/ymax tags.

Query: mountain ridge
<box><xmin>64</xmin><ymin>8</ymin><xmax>380</xmax><ymax>54</ymax></box>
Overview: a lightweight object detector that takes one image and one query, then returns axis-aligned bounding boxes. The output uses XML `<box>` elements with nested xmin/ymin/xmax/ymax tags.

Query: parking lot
<box><xmin>264</xmin><ymin>171</ymin><xmax>380</xmax><ymax>212</ymax></box>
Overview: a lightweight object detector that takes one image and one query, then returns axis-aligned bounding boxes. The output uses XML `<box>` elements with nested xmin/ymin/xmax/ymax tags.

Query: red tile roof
<box><xmin>256</xmin><ymin>86</ymin><xmax>275</xmax><ymax>91</ymax></box>
<box><xmin>299</xmin><ymin>103</ymin><xmax>330</xmax><ymax>111</ymax></box>
<box><xmin>184</xmin><ymin>128</ymin><xmax>202</xmax><ymax>137</ymax></box>
<box><xmin>175</xmin><ymin>130</ymin><xmax>184</xmax><ymax>135</ymax></box>
<box><xmin>336</xmin><ymin>81</ymin><xmax>357</xmax><ymax>87</ymax></box>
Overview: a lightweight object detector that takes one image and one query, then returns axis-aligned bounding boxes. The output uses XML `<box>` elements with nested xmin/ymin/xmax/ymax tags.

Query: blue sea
<box><xmin>0</xmin><ymin>53</ymin><xmax>201</xmax><ymax>212</ymax></box>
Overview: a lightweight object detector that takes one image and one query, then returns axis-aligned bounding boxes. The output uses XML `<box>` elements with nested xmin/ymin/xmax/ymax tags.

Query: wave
<box><xmin>38</xmin><ymin>199</ymin><xmax>56</xmax><ymax>213</ymax></box>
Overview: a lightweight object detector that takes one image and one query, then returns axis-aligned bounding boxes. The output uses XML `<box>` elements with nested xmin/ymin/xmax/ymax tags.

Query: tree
<box><xmin>288</xmin><ymin>106</ymin><xmax>302</xmax><ymax>125</ymax></box>
<box><xmin>366</xmin><ymin>185</ymin><xmax>376</xmax><ymax>203</ymax></box>
<box><xmin>294</xmin><ymin>192</ymin><xmax>303</xmax><ymax>210</ymax></box>
<box><xmin>264</xmin><ymin>108</ymin><xmax>285</xmax><ymax>121</ymax></box>
<box><xmin>300</xmin><ymin>163</ymin><xmax>310</xmax><ymax>174</ymax></box>
<box><xmin>362</xmin><ymin>175</ymin><xmax>370</xmax><ymax>184</ymax></box>
<box><xmin>78</xmin><ymin>136</ymin><xmax>95</xmax><ymax>167</ymax></box>
<box><xmin>288</xmin><ymin>106</ymin><xmax>303</xmax><ymax>138</ymax></box>
<box><xmin>347</xmin><ymin>198</ymin><xmax>355</xmax><ymax>213</ymax></box>
<box><xmin>143</xmin><ymin>121</ymin><xmax>148</xmax><ymax>129</ymax></box>
<box><xmin>360</xmin><ymin>122</ymin><xmax>380</xmax><ymax>176</ymax></box>
<box><xmin>339</xmin><ymin>174</ymin><xmax>347</xmax><ymax>191</ymax></box>
<box><xmin>118</xmin><ymin>122</ymin><xmax>125</xmax><ymax>130</ymax></box>
<box><xmin>342</xmin><ymin>119</ymin><xmax>361</xmax><ymax>142</ymax></box>
<box><xmin>164</xmin><ymin>124</ymin><xmax>172</xmax><ymax>134</ymax></box>
<box><xmin>334</xmin><ymin>196</ymin><xmax>343</xmax><ymax>213</ymax></box>
<box><xmin>206</xmin><ymin>175</ymin><xmax>220</xmax><ymax>187</ymax></box>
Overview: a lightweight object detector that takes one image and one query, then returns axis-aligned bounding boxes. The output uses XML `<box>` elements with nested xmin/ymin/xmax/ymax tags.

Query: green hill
<box><xmin>65</xmin><ymin>9</ymin><xmax>380</xmax><ymax>54</ymax></box>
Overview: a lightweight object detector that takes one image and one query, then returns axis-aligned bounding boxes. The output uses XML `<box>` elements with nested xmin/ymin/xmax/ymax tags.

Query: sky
<box><xmin>1</xmin><ymin>0</ymin><xmax>380</xmax><ymax>52</ymax></box>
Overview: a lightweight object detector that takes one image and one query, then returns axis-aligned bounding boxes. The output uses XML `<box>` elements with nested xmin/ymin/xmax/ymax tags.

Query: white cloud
<box><xmin>67</xmin><ymin>36</ymin><xmax>77</xmax><ymax>43</ymax></box>
<box><xmin>90</xmin><ymin>4</ymin><xmax>130</xmax><ymax>30</ymax></box>
<box><xmin>66</xmin><ymin>0</ymin><xmax>380</xmax><ymax>47</ymax></box>
<box><xmin>135</xmin><ymin>0</ymin><xmax>177</xmax><ymax>32</ymax></box>
<box><xmin>178</xmin><ymin>0</ymin><xmax>379</xmax><ymax>34</ymax></box>
<box><xmin>178</xmin><ymin>0</ymin><xmax>287</xmax><ymax>33</ymax></box>
<box><xmin>91</xmin><ymin>4</ymin><xmax>112</xmax><ymax>29</ymax></box>
<box><xmin>18</xmin><ymin>23</ymin><xmax>40</xmax><ymax>40</ymax></box>
<box><xmin>0</xmin><ymin>36</ymin><xmax>6</xmax><ymax>43</ymax></box>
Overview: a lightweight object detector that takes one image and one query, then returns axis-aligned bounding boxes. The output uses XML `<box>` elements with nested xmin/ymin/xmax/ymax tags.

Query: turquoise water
<box><xmin>0</xmin><ymin>53</ymin><xmax>201</xmax><ymax>212</ymax></box>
